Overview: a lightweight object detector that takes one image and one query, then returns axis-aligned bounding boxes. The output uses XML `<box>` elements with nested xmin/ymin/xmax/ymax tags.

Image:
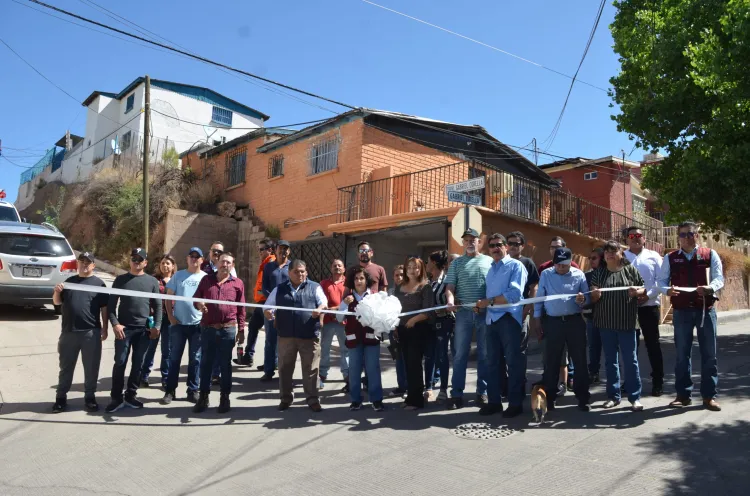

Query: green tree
<box><xmin>610</xmin><ymin>0</ymin><xmax>750</xmax><ymax>238</ymax></box>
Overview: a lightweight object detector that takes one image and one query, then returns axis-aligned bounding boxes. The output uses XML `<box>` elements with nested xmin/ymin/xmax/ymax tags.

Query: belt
<box><xmin>545</xmin><ymin>314</ymin><xmax>582</xmax><ymax>322</ymax></box>
<box><xmin>206</xmin><ymin>323</ymin><xmax>237</xmax><ymax>329</ymax></box>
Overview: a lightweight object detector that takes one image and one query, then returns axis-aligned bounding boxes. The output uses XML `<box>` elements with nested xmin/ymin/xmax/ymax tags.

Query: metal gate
<box><xmin>289</xmin><ymin>235</ymin><xmax>346</xmax><ymax>283</ymax></box>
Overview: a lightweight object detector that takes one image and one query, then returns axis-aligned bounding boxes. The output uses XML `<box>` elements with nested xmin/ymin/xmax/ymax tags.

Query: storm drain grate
<box><xmin>450</xmin><ymin>422</ymin><xmax>518</xmax><ymax>440</ymax></box>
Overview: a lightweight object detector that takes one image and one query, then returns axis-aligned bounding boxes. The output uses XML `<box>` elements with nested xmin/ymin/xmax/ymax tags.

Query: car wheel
<box><xmin>54</xmin><ymin>304</ymin><xmax>63</xmax><ymax>315</ymax></box>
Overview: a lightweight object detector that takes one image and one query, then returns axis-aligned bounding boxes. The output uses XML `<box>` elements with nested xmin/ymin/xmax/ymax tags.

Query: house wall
<box><xmin>546</xmin><ymin>161</ymin><xmax>633</xmax><ymax>218</ymax></box>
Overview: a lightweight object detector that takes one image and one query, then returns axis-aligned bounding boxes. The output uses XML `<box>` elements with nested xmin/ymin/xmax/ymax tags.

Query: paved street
<box><xmin>0</xmin><ymin>300</ymin><xmax>748</xmax><ymax>496</ymax></box>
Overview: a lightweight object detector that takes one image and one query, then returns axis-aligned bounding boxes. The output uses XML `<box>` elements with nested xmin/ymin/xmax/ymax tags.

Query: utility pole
<box><xmin>143</xmin><ymin>75</ymin><xmax>151</xmax><ymax>250</ymax></box>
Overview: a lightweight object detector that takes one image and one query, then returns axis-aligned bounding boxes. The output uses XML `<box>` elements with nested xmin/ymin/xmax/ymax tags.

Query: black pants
<box><xmin>541</xmin><ymin>315</ymin><xmax>590</xmax><ymax>404</ymax></box>
<box><xmin>637</xmin><ymin>306</ymin><xmax>664</xmax><ymax>388</ymax></box>
<box><xmin>246</xmin><ymin>306</ymin><xmax>265</xmax><ymax>358</ymax></box>
<box><xmin>399</xmin><ymin>323</ymin><xmax>429</xmax><ymax>407</ymax></box>
<box><xmin>57</xmin><ymin>329</ymin><xmax>103</xmax><ymax>399</ymax></box>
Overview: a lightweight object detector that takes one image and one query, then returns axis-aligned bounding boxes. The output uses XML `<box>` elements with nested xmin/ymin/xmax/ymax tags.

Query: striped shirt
<box><xmin>444</xmin><ymin>253</ymin><xmax>493</xmax><ymax>305</ymax></box>
<box><xmin>590</xmin><ymin>265</ymin><xmax>644</xmax><ymax>330</ymax></box>
<box><xmin>431</xmin><ymin>273</ymin><xmax>454</xmax><ymax>319</ymax></box>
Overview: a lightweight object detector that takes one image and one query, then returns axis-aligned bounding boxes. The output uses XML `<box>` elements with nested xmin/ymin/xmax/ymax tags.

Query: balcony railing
<box><xmin>337</xmin><ymin>160</ymin><xmax>665</xmax><ymax>252</ymax></box>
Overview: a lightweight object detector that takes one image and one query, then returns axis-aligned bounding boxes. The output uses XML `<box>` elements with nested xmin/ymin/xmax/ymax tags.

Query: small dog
<box><xmin>531</xmin><ymin>384</ymin><xmax>547</xmax><ymax>423</ymax></box>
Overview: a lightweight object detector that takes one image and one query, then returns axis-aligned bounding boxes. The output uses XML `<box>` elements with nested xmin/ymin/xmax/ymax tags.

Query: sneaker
<box><xmin>436</xmin><ymin>390</ymin><xmax>448</xmax><ymax>404</ymax></box>
<box><xmin>105</xmin><ymin>398</ymin><xmax>125</xmax><ymax>413</ymax></box>
<box><xmin>590</xmin><ymin>373</ymin><xmax>600</xmax><ymax>384</ymax></box>
<box><xmin>652</xmin><ymin>385</ymin><xmax>664</xmax><ymax>397</ymax></box>
<box><xmin>193</xmin><ymin>393</ymin><xmax>209</xmax><ymax>413</ymax></box>
<box><xmin>124</xmin><ymin>395</ymin><xmax>143</xmax><ymax>409</ymax></box>
<box><xmin>603</xmin><ymin>399</ymin><xmax>621</xmax><ymax>409</ymax></box>
<box><xmin>349</xmin><ymin>402</ymin><xmax>362</xmax><ymax>411</ymax></box>
<box><xmin>479</xmin><ymin>404</ymin><xmax>503</xmax><ymax>416</ymax></box>
<box><xmin>139</xmin><ymin>380</ymin><xmax>150</xmax><ymax>388</ymax></box>
<box><xmin>557</xmin><ymin>383</ymin><xmax>566</xmax><ymax>397</ymax></box>
<box><xmin>211</xmin><ymin>376</ymin><xmax>220</xmax><ymax>386</ymax></box>
<box><xmin>372</xmin><ymin>400</ymin><xmax>385</xmax><ymax>412</ymax></box>
<box><xmin>52</xmin><ymin>398</ymin><xmax>66</xmax><ymax>413</ymax></box>
<box><xmin>161</xmin><ymin>391</ymin><xmax>176</xmax><ymax>405</ymax></box>
<box><xmin>476</xmin><ymin>394</ymin><xmax>489</xmax><ymax>407</ymax></box>
<box><xmin>186</xmin><ymin>391</ymin><xmax>199</xmax><ymax>404</ymax></box>
<box><xmin>84</xmin><ymin>397</ymin><xmax>99</xmax><ymax>412</ymax></box>
<box><xmin>217</xmin><ymin>393</ymin><xmax>230</xmax><ymax>414</ymax></box>
<box><xmin>502</xmin><ymin>405</ymin><xmax>523</xmax><ymax>418</ymax></box>
<box><xmin>259</xmin><ymin>374</ymin><xmax>275</xmax><ymax>383</ymax></box>
<box><xmin>631</xmin><ymin>399</ymin><xmax>644</xmax><ymax>412</ymax></box>
<box><xmin>448</xmin><ymin>397</ymin><xmax>464</xmax><ymax>410</ymax></box>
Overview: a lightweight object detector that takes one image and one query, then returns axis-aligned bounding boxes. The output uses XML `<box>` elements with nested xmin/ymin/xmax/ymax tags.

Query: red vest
<box><xmin>668</xmin><ymin>247</ymin><xmax>715</xmax><ymax>310</ymax></box>
<box><xmin>344</xmin><ymin>298</ymin><xmax>379</xmax><ymax>349</ymax></box>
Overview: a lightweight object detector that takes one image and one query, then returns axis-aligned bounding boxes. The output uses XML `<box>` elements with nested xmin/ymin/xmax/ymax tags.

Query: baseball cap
<box><xmin>277</xmin><ymin>240</ymin><xmax>291</xmax><ymax>248</ymax></box>
<box><xmin>188</xmin><ymin>246</ymin><xmax>204</xmax><ymax>258</ymax></box>
<box><xmin>131</xmin><ymin>248</ymin><xmax>148</xmax><ymax>260</ymax></box>
<box><xmin>553</xmin><ymin>247</ymin><xmax>573</xmax><ymax>265</ymax></box>
<box><xmin>461</xmin><ymin>228</ymin><xmax>480</xmax><ymax>239</ymax></box>
<box><xmin>78</xmin><ymin>251</ymin><xmax>95</xmax><ymax>263</ymax></box>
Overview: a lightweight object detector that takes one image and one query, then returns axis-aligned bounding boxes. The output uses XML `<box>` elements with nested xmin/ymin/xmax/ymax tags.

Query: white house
<box><xmin>16</xmin><ymin>76</ymin><xmax>268</xmax><ymax>211</ymax></box>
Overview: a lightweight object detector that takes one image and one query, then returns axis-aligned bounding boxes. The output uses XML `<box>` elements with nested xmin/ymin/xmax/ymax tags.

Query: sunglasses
<box><xmin>507</xmin><ymin>241</ymin><xmax>522</xmax><ymax>247</ymax></box>
<box><xmin>212</xmin><ymin>249</ymin><xmax>223</xmax><ymax>255</ymax></box>
<box><xmin>359</xmin><ymin>249</ymin><xmax>371</xmax><ymax>253</ymax></box>
<box><xmin>488</xmin><ymin>243</ymin><xmax>505</xmax><ymax>249</ymax></box>
<box><xmin>130</xmin><ymin>257</ymin><xmax>144</xmax><ymax>263</ymax></box>
<box><xmin>678</xmin><ymin>232</ymin><xmax>696</xmax><ymax>238</ymax></box>
<box><xmin>628</xmin><ymin>233</ymin><xmax>643</xmax><ymax>239</ymax></box>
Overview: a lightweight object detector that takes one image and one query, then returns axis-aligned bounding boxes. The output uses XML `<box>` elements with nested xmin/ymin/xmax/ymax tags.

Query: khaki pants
<box><xmin>278</xmin><ymin>336</ymin><xmax>321</xmax><ymax>405</ymax></box>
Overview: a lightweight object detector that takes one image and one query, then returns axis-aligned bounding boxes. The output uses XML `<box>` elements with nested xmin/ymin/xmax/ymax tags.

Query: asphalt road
<box><xmin>0</xmin><ymin>291</ymin><xmax>748</xmax><ymax>495</ymax></box>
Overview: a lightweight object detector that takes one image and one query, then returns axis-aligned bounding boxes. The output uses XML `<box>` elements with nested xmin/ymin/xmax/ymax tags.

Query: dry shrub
<box><xmin>182</xmin><ymin>180</ymin><xmax>220</xmax><ymax>213</ymax></box>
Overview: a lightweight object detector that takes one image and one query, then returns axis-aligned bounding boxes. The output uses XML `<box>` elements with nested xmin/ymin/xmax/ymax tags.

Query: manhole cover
<box><xmin>450</xmin><ymin>422</ymin><xmax>517</xmax><ymax>440</ymax></box>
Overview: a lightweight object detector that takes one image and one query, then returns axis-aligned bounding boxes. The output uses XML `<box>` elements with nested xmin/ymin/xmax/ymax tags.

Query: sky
<box><xmin>0</xmin><ymin>0</ymin><xmax>637</xmax><ymax>203</ymax></box>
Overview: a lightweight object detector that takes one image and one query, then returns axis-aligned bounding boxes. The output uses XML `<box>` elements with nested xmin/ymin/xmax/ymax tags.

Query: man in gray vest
<box><xmin>264</xmin><ymin>260</ymin><xmax>328</xmax><ymax>412</ymax></box>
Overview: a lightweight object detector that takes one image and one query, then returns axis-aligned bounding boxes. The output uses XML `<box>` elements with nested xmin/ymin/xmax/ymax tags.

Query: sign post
<box><xmin>445</xmin><ymin>177</ymin><xmax>485</xmax><ymax>231</ymax></box>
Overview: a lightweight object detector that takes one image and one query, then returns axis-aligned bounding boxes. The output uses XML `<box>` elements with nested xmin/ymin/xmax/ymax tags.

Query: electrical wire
<box><xmin>359</xmin><ymin>0</ymin><xmax>608</xmax><ymax>93</ymax></box>
<box><xmin>148</xmin><ymin>109</ymin><xmax>330</xmax><ymax>131</ymax></box>
<box><xmin>0</xmin><ymin>37</ymin><xmax>79</xmax><ymax>102</ymax></box>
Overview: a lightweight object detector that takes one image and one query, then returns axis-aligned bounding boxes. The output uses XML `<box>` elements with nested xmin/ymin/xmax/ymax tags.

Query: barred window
<box><xmin>212</xmin><ymin>106</ymin><xmax>233</xmax><ymax>127</ymax></box>
<box><xmin>269</xmin><ymin>154</ymin><xmax>284</xmax><ymax>178</ymax></box>
<box><xmin>225</xmin><ymin>148</ymin><xmax>247</xmax><ymax>187</ymax></box>
<box><xmin>308</xmin><ymin>135</ymin><xmax>339</xmax><ymax>175</ymax></box>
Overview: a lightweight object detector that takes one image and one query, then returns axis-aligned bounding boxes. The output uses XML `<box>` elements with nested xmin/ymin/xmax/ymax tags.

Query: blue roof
<box><xmin>81</xmin><ymin>77</ymin><xmax>269</xmax><ymax>121</ymax></box>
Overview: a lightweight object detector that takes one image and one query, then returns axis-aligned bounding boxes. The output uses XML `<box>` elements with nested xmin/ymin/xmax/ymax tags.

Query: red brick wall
<box><xmin>547</xmin><ymin>161</ymin><xmax>632</xmax><ymax>217</ymax></box>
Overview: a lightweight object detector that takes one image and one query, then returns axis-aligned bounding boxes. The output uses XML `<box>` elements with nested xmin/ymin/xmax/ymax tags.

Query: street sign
<box><xmin>448</xmin><ymin>191</ymin><xmax>482</xmax><ymax>206</ymax></box>
<box><xmin>445</xmin><ymin>176</ymin><xmax>485</xmax><ymax>194</ymax></box>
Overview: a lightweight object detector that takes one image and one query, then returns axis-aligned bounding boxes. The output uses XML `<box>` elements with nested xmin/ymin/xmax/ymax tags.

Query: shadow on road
<box><xmin>0</xmin><ymin>304</ymin><xmax>58</xmax><ymax>322</ymax></box>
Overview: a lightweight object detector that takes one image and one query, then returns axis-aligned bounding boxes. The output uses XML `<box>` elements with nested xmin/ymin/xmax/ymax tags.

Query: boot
<box><xmin>193</xmin><ymin>392</ymin><xmax>209</xmax><ymax>413</ymax></box>
<box><xmin>218</xmin><ymin>393</ymin><xmax>231</xmax><ymax>414</ymax></box>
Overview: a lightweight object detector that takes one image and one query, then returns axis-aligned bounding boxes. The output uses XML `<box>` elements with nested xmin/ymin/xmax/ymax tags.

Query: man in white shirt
<box><xmin>624</xmin><ymin>226</ymin><xmax>665</xmax><ymax>397</ymax></box>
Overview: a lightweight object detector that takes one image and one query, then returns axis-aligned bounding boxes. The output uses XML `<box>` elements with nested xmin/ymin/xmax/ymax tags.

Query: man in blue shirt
<box><xmin>259</xmin><ymin>240</ymin><xmax>291</xmax><ymax>381</ymax></box>
<box><xmin>474</xmin><ymin>233</ymin><xmax>526</xmax><ymax>417</ymax></box>
<box><xmin>161</xmin><ymin>247</ymin><xmax>206</xmax><ymax>405</ymax></box>
<box><xmin>533</xmin><ymin>247</ymin><xmax>590</xmax><ymax>412</ymax></box>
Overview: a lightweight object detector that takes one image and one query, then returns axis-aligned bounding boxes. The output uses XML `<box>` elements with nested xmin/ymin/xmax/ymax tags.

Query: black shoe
<box><xmin>186</xmin><ymin>391</ymin><xmax>199</xmax><ymax>404</ymax></box>
<box><xmin>260</xmin><ymin>374</ymin><xmax>275</xmax><ymax>382</ymax></box>
<box><xmin>124</xmin><ymin>395</ymin><xmax>143</xmax><ymax>409</ymax></box>
<box><xmin>84</xmin><ymin>397</ymin><xmax>99</xmax><ymax>412</ymax></box>
<box><xmin>278</xmin><ymin>402</ymin><xmax>291</xmax><ymax>411</ymax></box>
<box><xmin>211</xmin><ymin>376</ymin><xmax>220</xmax><ymax>386</ymax></box>
<box><xmin>547</xmin><ymin>401</ymin><xmax>556</xmax><ymax>411</ymax></box>
<box><xmin>566</xmin><ymin>378</ymin><xmax>574</xmax><ymax>392</ymax></box>
<box><xmin>590</xmin><ymin>373</ymin><xmax>600</xmax><ymax>384</ymax></box>
<box><xmin>105</xmin><ymin>398</ymin><xmax>125</xmax><ymax>413</ymax></box>
<box><xmin>217</xmin><ymin>393</ymin><xmax>230</xmax><ymax>414</ymax></box>
<box><xmin>652</xmin><ymin>385</ymin><xmax>664</xmax><ymax>397</ymax></box>
<box><xmin>256</xmin><ymin>365</ymin><xmax>265</xmax><ymax>371</ymax></box>
<box><xmin>476</xmin><ymin>394</ymin><xmax>489</xmax><ymax>407</ymax></box>
<box><xmin>139</xmin><ymin>380</ymin><xmax>150</xmax><ymax>388</ymax></box>
<box><xmin>372</xmin><ymin>400</ymin><xmax>385</xmax><ymax>412</ymax></box>
<box><xmin>349</xmin><ymin>401</ymin><xmax>362</xmax><ymax>411</ymax></box>
<box><xmin>557</xmin><ymin>383</ymin><xmax>566</xmax><ymax>397</ymax></box>
<box><xmin>193</xmin><ymin>393</ymin><xmax>209</xmax><ymax>413</ymax></box>
<box><xmin>341</xmin><ymin>383</ymin><xmax>350</xmax><ymax>394</ymax></box>
<box><xmin>388</xmin><ymin>388</ymin><xmax>405</xmax><ymax>398</ymax></box>
<box><xmin>479</xmin><ymin>403</ymin><xmax>503</xmax><ymax>416</ymax></box>
<box><xmin>52</xmin><ymin>398</ymin><xmax>66</xmax><ymax>413</ymax></box>
<box><xmin>161</xmin><ymin>391</ymin><xmax>176</xmax><ymax>405</ymax></box>
<box><xmin>578</xmin><ymin>402</ymin><xmax>591</xmax><ymax>412</ymax></box>
<box><xmin>502</xmin><ymin>405</ymin><xmax>523</xmax><ymax>418</ymax></box>
<box><xmin>448</xmin><ymin>397</ymin><xmax>464</xmax><ymax>410</ymax></box>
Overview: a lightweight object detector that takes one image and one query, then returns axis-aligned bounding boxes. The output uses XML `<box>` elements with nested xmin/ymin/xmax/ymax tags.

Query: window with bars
<box><xmin>269</xmin><ymin>154</ymin><xmax>284</xmax><ymax>178</ymax></box>
<box><xmin>212</xmin><ymin>106</ymin><xmax>233</xmax><ymax>127</ymax></box>
<box><xmin>225</xmin><ymin>148</ymin><xmax>247</xmax><ymax>187</ymax></box>
<box><xmin>308</xmin><ymin>135</ymin><xmax>340</xmax><ymax>175</ymax></box>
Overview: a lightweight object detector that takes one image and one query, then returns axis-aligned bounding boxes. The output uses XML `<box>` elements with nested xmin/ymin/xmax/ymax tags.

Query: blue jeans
<box><xmin>200</xmin><ymin>326</ymin><xmax>236</xmax><ymax>394</ymax></box>
<box><xmin>425</xmin><ymin>317</ymin><xmax>453</xmax><ymax>391</ymax></box>
<box><xmin>320</xmin><ymin>322</ymin><xmax>349</xmax><ymax>380</ymax></box>
<box><xmin>111</xmin><ymin>327</ymin><xmax>150</xmax><ymax>400</ymax></box>
<box><xmin>485</xmin><ymin>314</ymin><xmax>524</xmax><ymax>406</ymax></box>
<box><xmin>166</xmin><ymin>324</ymin><xmax>202</xmax><ymax>393</ymax></box>
<box><xmin>451</xmin><ymin>308</ymin><xmax>487</xmax><ymax>398</ymax></box>
<box><xmin>586</xmin><ymin>318</ymin><xmax>602</xmax><ymax>376</ymax></box>
<box><xmin>348</xmin><ymin>343</ymin><xmax>383</xmax><ymax>403</ymax></box>
<box><xmin>600</xmin><ymin>328</ymin><xmax>641</xmax><ymax>402</ymax></box>
<box><xmin>389</xmin><ymin>331</ymin><xmax>408</xmax><ymax>391</ymax></box>
<box><xmin>673</xmin><ymin>308</ymin><xmax>718</xmax><ymax>400</ymax></box>
<box><xmin>141</xmin><ymin>319</ymin><xmax>171</xmax><ymax>385</ymax></box>
<box><xmin>264</xmin><ymin>317</ymin><xmax>278</xmax><ymax>376</ymax></box>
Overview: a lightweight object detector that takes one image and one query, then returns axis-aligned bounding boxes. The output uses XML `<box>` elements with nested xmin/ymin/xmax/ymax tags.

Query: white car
<box><xmin>0</xmin><ymin>201</ymin><xmax>21</xmax><ymax>222</ymax></box>
<box><xmin>0</xmin><ymin>221</ymin><xmax>77</xmax><ymax>313</ymax></box>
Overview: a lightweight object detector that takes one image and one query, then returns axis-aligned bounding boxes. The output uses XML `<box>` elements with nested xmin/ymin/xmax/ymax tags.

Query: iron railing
<box><xmin>337</xmin><ymin>160</ymin><xmax>665</xmax><ymax>252</ymax></box>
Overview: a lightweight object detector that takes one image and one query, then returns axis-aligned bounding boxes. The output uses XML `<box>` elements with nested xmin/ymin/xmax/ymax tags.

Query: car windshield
<box><xmin>0</xmin><ymin>233</ymin><xmax>73</xmax><ymax>256</ymax></box>
<box><xmin>0</xmin><ymin>206</ymin><xmax>20</xmax><ymax>222</ymax></box>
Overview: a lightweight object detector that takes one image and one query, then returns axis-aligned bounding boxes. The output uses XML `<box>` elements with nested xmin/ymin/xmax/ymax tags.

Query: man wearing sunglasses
<box><xmin>624</xmin><ymin>226</ymin><xmax>665</xmax><ymax>397</ymax></box>
<box><xmin>658</xmin><ymin>221</ymin><xmax>724</xmax><ymax>411</ymax></box>
<box><xmin>259</xmin><ymin>240</ymin><xmax>292</xmax><ymax>381</ymax></box>
<box><xmin>201</xmin><ymin>241</ymin><xmax>238</xmax><ymax>278</ymax></box>
<box><xmin>106</xmin><ymin>248</ymin><xmax>162</xmax><ymax>413</ymax></box>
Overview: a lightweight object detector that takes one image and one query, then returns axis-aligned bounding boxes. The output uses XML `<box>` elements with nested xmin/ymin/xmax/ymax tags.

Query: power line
<box><xmin>149</xmin><ymin>109</ymin><xmax>330</xmax><ymax>131</ymax></box>
<box><xmin>540</xmin><ymin>0</ymin><xmax>606</xmax><ymax>151</ymax></box>
<box><xmin>359</xmin><ymin>0</ymin><xmax>608</xmax><ymax>93</ymax></box>
<box><xmin>27</xmin><ymin>0</ymin><xmax>357</xmax><ymax>111</ymax></box>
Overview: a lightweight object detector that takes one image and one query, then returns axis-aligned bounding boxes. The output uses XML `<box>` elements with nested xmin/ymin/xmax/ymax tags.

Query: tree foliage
<box><xmin>610</xmin><ymin>0</ymin><xmax>750</xmax><ymax>238</ymax></box>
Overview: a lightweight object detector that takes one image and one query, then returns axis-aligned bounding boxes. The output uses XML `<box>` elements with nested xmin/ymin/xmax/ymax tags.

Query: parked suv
<box><xmin>0</xmin><ymin>201</ymin><xmax>22</xmax><ymax>222</ymax></box>
<box><xmin>0</xmin><ymin>221</ymin><xmax>77</xmax><ymax>313</ymax></box>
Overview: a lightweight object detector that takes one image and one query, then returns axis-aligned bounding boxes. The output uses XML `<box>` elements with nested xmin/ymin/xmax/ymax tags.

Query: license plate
<box><xmin>23</xmin><ymin>267</ymin><xmax>42</xmax><ymax>277</ymax></box>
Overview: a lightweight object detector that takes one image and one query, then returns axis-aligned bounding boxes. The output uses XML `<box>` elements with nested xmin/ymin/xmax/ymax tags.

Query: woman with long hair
<box><xmin>590</xmin><ymin>241</ymin><xmax>646</xmax><ymax>411</ymax></box>
<box><xmin>425</xmin><ymin>250</ymin><xmax>453</xmax><ymax>404</ymax></box>
<box><xmin>140</xmin><ymin>254</ymin><xmax>176</xmax><ymax>389</ymax></box>
<box><xmin>393</xmin><ymin>256</ymin><xmax>435</xmax><ymax>410</ymax></box>
<box><xmin>585</xmin><ymin>247</ymin><xmax>604</xmax><ymax>383</ymax></box>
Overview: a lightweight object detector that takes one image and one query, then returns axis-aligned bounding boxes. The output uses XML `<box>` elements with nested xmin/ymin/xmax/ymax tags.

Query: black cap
<box><xmin>461</xmin><ymin>228</ymin><xmax>480</xmax><ymax>239</ymax></box>
<box><xmin>277</xmin><ymin>240</ymin><xmax>291</xmax><ymax>248</ymax></box>
<box><xmin>78</xmin><ymin>251</ymin><xmax>95</xmax><ymax>263</ymax></box>
<box><xmin>131</xmin><ymin>248</ymin><xmax>148</xmax><ymax>260</ymax></box>
<box><xmin>553</xmin><ymin>247</ymin><xmax>573</xmax><ymax>265</ymax></box>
